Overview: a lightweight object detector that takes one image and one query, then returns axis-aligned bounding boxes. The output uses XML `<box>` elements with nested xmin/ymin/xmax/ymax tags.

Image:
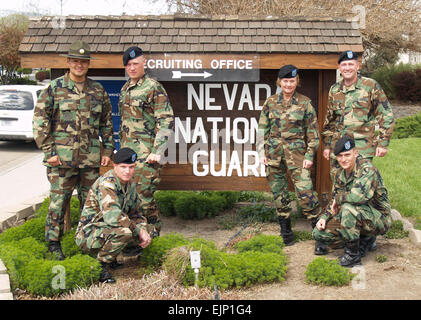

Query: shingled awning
<box><xmin>19</xmin><ymin>14</ymin><xmax>363</xmax><ymax>69</ymax></box>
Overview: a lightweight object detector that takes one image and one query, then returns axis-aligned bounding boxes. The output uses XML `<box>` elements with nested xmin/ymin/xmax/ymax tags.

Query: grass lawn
<box><xmin>373</xmin><ymin>137</ymin><xmax>421</xmax><ymax>219</ymax></box>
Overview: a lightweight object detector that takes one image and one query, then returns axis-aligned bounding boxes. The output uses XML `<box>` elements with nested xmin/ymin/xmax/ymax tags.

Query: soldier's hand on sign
<box><xmin>303</xmin><ymin>160</ymin><xmax>313</xmax><ymax>169</ymax></box>
<box><xmin>375</xmin><ymin>147</ymin><xmax>388</xmax><ymax>157</ymax></box>
<box><xmin>47</xmin><ymin>155</ymin><xmax>62</xmax><ymax>167</ymax></box>
<box><xmin>101</xmin><ymin>156</ymin><xmax>111</xmax><ymax>166</ymax></box>
<box><xmin>260</xmin><ymin>156</ymin><xmax>268</xmax><ymax>166</ymax></box>
<box><xmin>323</xmin><ymin>148</ymin><xmax>330</xmax><ymax>161</ymax></box>
<box><xmin>138</xmin><ymin>228</ymin><xmax>152</xmax><ymax>248</ymax></box>
<box><xmin>146</xmin><ymin>153</ymin><xmax>161</xmax><ymax>164</ymax></box>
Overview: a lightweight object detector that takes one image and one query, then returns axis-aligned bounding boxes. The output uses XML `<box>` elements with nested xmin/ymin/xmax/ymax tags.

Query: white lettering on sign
<box><xmin>210</xmin><ymin>59</ymin><xmax>253</xmax><ymax>70</ymax></box>
<box><xmin>187</xmin><ymin>83</ymin><xmax>271</xmax><ymax>111</ymax></box>
<box><xmin>146</xmin><ymin>59</ymin><xmax>203</xmax><ymax>69</ymax></box>
<box><xmin>145</xmin><ymin>58</ymin><xmax>253</xmax><ymax>70</ymax></box>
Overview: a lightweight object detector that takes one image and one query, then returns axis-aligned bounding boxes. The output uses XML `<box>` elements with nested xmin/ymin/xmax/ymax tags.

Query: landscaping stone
<box><xmin>409</xmin><ymin>229</ymin><xmax>421</xmax><ymax>247</ymax></box>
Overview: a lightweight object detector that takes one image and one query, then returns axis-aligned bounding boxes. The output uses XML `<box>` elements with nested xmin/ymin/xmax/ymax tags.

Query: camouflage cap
<box><xmin>114</xmin><ymin>147</ymin><xmax>137</xmax><ymax>164</ymax></box>
<box><xmin>60</xmin><ymin>40</ymin><xmax>97</xmax><ymax>60</ymax></box>
<box><xmin>334</xmin><ymin>134</ymin><xmax>356</xmax><ymax>155</ymax></box>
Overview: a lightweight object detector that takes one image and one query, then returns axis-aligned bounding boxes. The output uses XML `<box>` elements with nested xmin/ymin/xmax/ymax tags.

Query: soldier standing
<box><xmin>313</xmin><ymin>135</ymin><xmax>392</xmax><ymax>267</ymax></box>
<box><xmin>258</xmin><ymin>65</ymin><xmax>321</xmax><ymax>246</ymax></box>
<box><xmin>33</xmin><ymin>41</ymin><xmax>114</xmax><ymax>260</ymax></box>
<box><xmin>118</xmin><ymin>46</ymin><xmax>174</xmax><ymax>236</ymax></box>
<box><xmin>322</xmin><ymin>50</ymin><xmax>395</xmax><ymax>169</ymax></box>
<box><xmin>321</xmin><ymin>50</ymin><xmax>395</xmax><ymax>251</ymax></box>
<box><xmin>75</xmin><ymin>148</ymin><xmax>152</xmax><ymax>283</ymax></box>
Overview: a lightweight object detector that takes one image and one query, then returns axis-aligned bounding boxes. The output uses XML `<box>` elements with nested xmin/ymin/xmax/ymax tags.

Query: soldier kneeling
<box><xmin>313</xmin><ymin>135</ymin><xmax>392</xmax><ymax>267</ymax></box>
<box><xmin>75</xmin><ymin>148</ymin><xmax>153</xmax><ymax>283</ymax></box>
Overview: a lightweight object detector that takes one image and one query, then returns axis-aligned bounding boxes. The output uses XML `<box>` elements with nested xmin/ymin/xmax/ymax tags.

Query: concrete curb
<box><xmin>0</xmin><ymin>204</ymin><xmax>420</xmax><ymax>300</ymax></box>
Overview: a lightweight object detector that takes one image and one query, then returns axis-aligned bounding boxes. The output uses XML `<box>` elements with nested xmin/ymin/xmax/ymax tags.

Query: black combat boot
<box><xmin>278</xmin><ymin>216</ymin><xmax>295</xmax><ymax>246</ymax></box>
<box><xmin>48</xmin><ymin>241</ymin><xmax>65</xmax><ymax>261</ymax></box>
<box><xmin>359</xmin><ymin>235</ymin><xmax>377</xmax><ymax>257</ymax></box>
<box><xmin>314</xmin><ymin>240</ymin><xmax>328</xmax><ymax>255</ymax></box>
<box><xmin>339</xmin><ymin>239</ymin><xmax>361</xmax><ymax>267</ymax></box>
<box><xmin>100</xmin><ymin>262</ymin><xmax>116</xmax><ymax>283</ymax></box>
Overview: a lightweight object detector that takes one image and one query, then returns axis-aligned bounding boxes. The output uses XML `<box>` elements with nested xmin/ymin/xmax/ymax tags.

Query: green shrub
<box><xmin>155</xmin><ymin>191</ymin><xmax>240</xmax><ymax>219</ymax></box>
<box><xmin>238</xmin><ymin>191</ymin><xmax>270</xmax><ymax>202</ymax></box>
<box><xmin>236</xmin><ymin>202</ymin><xmax>277</xmax><ymax>223</ymax></box>
<box><xmin>154</xmin><ymin>191</ymin><xmax>180</xmax><ymax>216</ymax></box>
<box><xmin>0</xmin><ymin>216</ymin><xmax>45</xmax><ymax>243</ymax></box>
<box><xmin>305</xmin><ymin>257</ymin><xmax>354</xmax><ymax>286</ymax></box>
<box><xmin>174</xmin><ymin>192</ymin><xmax>225</xmax><ymax>219</ymax></box>
<box><xmin>60</xmin><ymin>228</ymin><xmax>83</xmax><ymax>258</ymax></box>
<box><xmin>235</xmin><ymin>234</ymin><xmax>285</xmax><ymax>254</ymax></box>
<box><xmin>391</xmin><ymin>111</ymin><xmax>421</xmax><ymax>139</ymax></box>
<box><xmin>384</xmin><ymin>220</ymin><xmax>409</xmax><ymax>239</ymax></box>
<box><xmin>22</xmin><ymin>254</ymin><xmax>101</xmax><ymax>297</ymax></box>
<box><xmin>140</xmin><ymin>233</ymin><xmax>190</xmax><ymax>268</ymax></box>
<box><xmin>162</xmin><ymin>234</ymin><xmax>288</xmax><ymax>290</ymax></box>
<box><xmin>0</xmin><ymin>197</ymin><xmax>100</xmax><ymax>297</ymax></box>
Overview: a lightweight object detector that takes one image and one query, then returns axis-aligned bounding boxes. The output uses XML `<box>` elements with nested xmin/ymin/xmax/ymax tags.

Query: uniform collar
<box><xmin>125</xmin><ymin>73</ymin><xmax>148</xmax><ymax>90</ymax></box>
<box><xmin>340</xmin><ymin>75</ymin><xmax>362</xmax><ymax>93</ymax></box>
<box><xmin>277</xmin><ymin>90</ymin><xmax>298</xmax><ymax>104</ymax></box>
<box><xmin>63</xmin><ymin>72</ymin><xmax>90</xmax><ymax>92</ymax></box>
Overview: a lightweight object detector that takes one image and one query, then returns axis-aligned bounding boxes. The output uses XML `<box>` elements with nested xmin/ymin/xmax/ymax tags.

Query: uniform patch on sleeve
<box><xmin>102</xmin><ymin>178</ymin><xmax>116</xmax><ymax>191</ymax></box>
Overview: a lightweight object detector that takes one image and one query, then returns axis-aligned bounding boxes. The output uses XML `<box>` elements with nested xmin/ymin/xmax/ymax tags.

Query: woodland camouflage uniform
<box><xmin>322</xmin><ymin>75</ymin><xmax>395</xmax><ymax>177</ymax></box>
<box><xmin>33</xmin><ymin>72</ymin><xmax>114</xmax><ymax>242</ymax></box>
<box><xmin>118</xmin><ymin>73</ymin><xmax>174</xmax><ymax>232</ymax></box>
<box><xmin>313</xmin><ymin>156</ymin><xmax>392</xmax><ymax>247</ymax></box>
<box><xmin>258</xmin><ymin>91</ymin><xmax>320</xmax><ymax>220</ymax></box>
<box><xmin>75</xmin><ymin>169</ymin><xmax>150</xmax><ymax>264</ymax></box>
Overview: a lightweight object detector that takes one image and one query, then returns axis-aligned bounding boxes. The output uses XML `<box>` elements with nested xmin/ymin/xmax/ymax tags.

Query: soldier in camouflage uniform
<box><xmin>321</xmin><ymin>50</ymin><xmax>394</xmax><ymax>252</ymax></box>
<box><xmin>76</xmin><ymin>148</ymin><xmax>152</xmax><ymax>283</ymax></box>
<box><xmin>258</xmin><ymin>65</ymin><xmax>320</xmax><ymax>246</ymax></box>
<box><xmin>118</xmin><ymin>46</ymin><xmax>174</xmax><ymax>235</ymax></box>
<box><xmin>322</xmin><ymin>50</ymin><xmax>395</xmax><ymax>174</ymax></box>
<box><xmin>313</xmin><ymin>135</ymin><xmax>392</xmax><ymax>267</ymax></box>
<box><xmin>33</xmin><ymin>41</ymin><xmax>114</xmax><ymax>260</ymax></box>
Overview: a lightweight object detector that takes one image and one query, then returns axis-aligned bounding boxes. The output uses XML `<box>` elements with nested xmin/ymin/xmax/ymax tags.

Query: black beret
<box><xmin>114</xmin><ymin>148</ymin><xmax>137</xmax><ymax>164</ymax></box>
<box><xmin>334</xmin><ymin>134</ymin><xmax>356</xmax><ymax>155</ymax></box>
<box><xmin>278</xmin><ymin>64</ymin><xmax>298</xmax><ymax>79</ymax></box>
<box><xmin>338</xmin><ymin>50</ymin><xmax>358</xmax><ymax>64</ymax></box>
<box><xmin>123</xmin><ymin>46</ymin><xmax>143</xmax><ymax>66</ymax></box>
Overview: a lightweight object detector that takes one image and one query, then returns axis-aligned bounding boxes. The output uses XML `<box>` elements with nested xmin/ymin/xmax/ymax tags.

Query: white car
<box><xmin>0</xmin><ymin>85</ymin><xmax>46</xmax><ymax>141</ymax></box>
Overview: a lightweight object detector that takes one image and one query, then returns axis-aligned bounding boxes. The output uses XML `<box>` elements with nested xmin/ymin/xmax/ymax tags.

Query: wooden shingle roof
<box><xmin>19</xmin><ymin>14</ymin><xmax>363</xmax><ymax>55</ymax></box>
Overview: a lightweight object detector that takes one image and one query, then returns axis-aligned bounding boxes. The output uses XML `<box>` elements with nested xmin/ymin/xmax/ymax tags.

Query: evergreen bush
<box><xmin>156</xmin><ymin>234</ymin><xmax>288</xmax><ymax>290</ymax></box>
<box><xmin>391</xmin><ymin>111</ymin><xmax>421</xmax><ymax>139</ymax></box>
<box><xmin>305</xmin><ymin>257</ymin><xmax>354</xmax><ymax>286</ymax></box>
<box><xmin>154</xmin><ymin>191</ymin><xmax>241</xmax><ymax>219</ymax></box>
<box><xmin>0</xmin><ymin>198</ymin><xmax>100</xmax><ymax>297</ymax></box>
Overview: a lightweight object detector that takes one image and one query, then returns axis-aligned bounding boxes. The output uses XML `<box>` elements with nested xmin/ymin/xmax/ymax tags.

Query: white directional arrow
<box><xmin>172</xmin><ymin>71</ymin><xmax>213</xmax><ymax>79</ymax></box>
